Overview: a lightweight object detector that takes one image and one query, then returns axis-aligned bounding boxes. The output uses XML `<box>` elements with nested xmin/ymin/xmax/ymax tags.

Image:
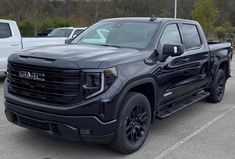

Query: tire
<box><xmin>110</xmin><ymin>92</ymin><xmax>152</xmax><ymax>154</ymax></box>
<box><xmin>207</xmin><ymin>69</ymin><xmax>226</xmax><ymax>103</ymax></box>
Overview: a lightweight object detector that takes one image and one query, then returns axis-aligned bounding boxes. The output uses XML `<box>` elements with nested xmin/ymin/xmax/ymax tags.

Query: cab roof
<box><xmin>101</xmin><ymin>17</ymin><xmax>197</xmax><ymax>24</ymax></box>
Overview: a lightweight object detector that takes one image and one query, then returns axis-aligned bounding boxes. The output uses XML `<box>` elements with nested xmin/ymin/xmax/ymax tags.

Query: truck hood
<box><xmin>20</xmin><ymin>44</ymin><xmax>143</xmax><ymax>68</ymax></box>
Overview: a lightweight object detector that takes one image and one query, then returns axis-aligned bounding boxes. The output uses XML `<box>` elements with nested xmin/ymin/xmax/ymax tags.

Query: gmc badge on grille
<box><xmin>19</xmin><ymin>71</ymin><xmax>45</xmax><ymax>81</ymax></box>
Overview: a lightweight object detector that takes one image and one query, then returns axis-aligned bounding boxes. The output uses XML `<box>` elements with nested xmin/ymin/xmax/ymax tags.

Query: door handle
<box><xmin>183</xmin><ymin>71</ymin><xmax>190</xmax><ymax>75</ymax></box>
<box><xmin>182</xmin><ymin>58</ymin><xmax>190</xmax><ymax>62</ymax></box>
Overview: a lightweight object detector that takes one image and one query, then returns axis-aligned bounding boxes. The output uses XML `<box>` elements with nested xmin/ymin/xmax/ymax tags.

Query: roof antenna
<box><xmin>150</xmin><ymin>15</ymin><xmax>157</xmax><ymax>22</ymax></box>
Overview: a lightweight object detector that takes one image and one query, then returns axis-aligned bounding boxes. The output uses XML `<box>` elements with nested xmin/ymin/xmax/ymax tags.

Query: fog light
<box><xmin>80</xmin><ymin>129</ymin><xmax>91</xmax><ymax>135</ymax></box>
<box><xmin>11</xmin><ymin>113</ymin><xmax>18</xmax><ymax>123</ymax></box>
<box><xmin>50</xmin><ymin>124</ymin><xmax>58</xmax><ymax>133</ymax></box>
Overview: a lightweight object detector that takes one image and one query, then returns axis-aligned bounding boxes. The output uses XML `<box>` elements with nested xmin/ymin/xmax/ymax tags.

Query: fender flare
<box><xmin>214</xmin><ymin>58</ymin><xmax>229</xmax><ymax>78</ymax></box>
<box><xmin>113</xmin><ymin>76</ymin><xmax>158</xmax><ymax>119</ymax></box>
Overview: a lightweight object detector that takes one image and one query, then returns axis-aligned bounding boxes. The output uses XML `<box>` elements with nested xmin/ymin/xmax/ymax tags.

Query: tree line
<box><xmin>0</xmin><ymin>0</ymin><xmax>234</xmax><ymax>39</ymax></box>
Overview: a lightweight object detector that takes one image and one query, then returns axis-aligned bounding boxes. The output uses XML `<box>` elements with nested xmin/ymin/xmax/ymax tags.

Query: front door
<box><xmin>158</xmin><ymin>23</ymin><xmax>190</xmax><ymax>105</ymax></box>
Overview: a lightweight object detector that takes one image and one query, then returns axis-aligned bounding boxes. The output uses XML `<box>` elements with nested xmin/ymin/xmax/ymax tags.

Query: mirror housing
<box><xmin>65</xmin><ymin>38</ymin><xmax>73</xmax><ymax>44</ymax></box>
<box><xmin>163</xmin><ymin>44</ymin><xmax>184</xmax><ymax>57</ymax></box>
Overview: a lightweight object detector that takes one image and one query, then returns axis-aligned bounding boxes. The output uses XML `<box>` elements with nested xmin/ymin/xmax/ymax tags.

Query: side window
<box><xmin>182</xmin><ymin>24</ymin><xmax>202</xmax><ymax>49</ymax></box>
<box><xmin>73</xmin><ymin>29</ymin><xmax>84</xmax><ymax>37</ymax></box>
<box><xmin>159</xmin><ymin>24</ymin><xmax>182</xmax><ymax>50</ymax></box>
<box><xmin>0</xmin><ymin>23</ymin><xmax>12</xmax><ymax>38</ymax></box>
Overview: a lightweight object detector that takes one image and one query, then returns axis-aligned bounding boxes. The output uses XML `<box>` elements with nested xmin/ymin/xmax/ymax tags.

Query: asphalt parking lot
<box><xmin>0</xmin><ymin>61</ymin><xmax>235</xmax><ymax>159</ymax></box>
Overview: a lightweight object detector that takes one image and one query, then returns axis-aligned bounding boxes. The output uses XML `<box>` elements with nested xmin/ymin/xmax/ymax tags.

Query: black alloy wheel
<box><xmin>125</xmin><ymin>104</ymin><xmax>148</xmax><ymax>144</ymax></box>
<box><xmin>110</xmin><ymin>92</ymin><xmax>152</xmax><ymax>154</ymax></box>
<box><xmin>208</xmin><ymin>69</ymin><xmax>226</xmax><ymax>103</ymax></box>
<box><xmin>216</xmin><ymin>76</ymin><xmax>226</xmax><ymax>100</ymax></box>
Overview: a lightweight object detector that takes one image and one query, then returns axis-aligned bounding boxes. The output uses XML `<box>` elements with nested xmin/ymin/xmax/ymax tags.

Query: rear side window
<box><xmin>0</xmin><ymin>23</ymin><xmax>12</xmax><ymax>38</ymax></box>
<box><xmin>182</xmin><ymin>24</ymin><xmax>201</xmax><ymax>49</ymax></box>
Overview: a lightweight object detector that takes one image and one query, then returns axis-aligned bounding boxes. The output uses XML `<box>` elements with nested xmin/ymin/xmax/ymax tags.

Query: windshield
<box><xmin>48</xmin><ymin>29</ymin><xmax>73</xmax><ymax>37</ymax></box>
<box><xmin>72</xmin><ymin>21</ymin><xmax>158</xmax><ymax>49</ymax></box>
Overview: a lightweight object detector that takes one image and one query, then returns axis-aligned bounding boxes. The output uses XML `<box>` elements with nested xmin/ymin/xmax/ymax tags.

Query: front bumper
<box><xmin>5</xmin><ymin>100</ymin><xmax>117</xmax><ymax>143</ymax></box>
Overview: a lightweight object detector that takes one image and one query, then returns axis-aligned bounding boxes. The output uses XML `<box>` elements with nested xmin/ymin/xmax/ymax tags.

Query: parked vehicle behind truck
<box><xmin>4</xmin><ymin>17</ymin><xmax>232</xmax><ymax>153</ymax></box>
<box><xmin>37</xmin><ymin>28</ymin><xmax>54</xmax><ymax>37</ymax></box>
<box><xmin>0</xmin><ymin>19</ymin><xmax>86</xmax><ymax>75</ymax></box>
<box><xmin>47</xmin><ymin>27</ymin><xmax>87</xmax><ymax>39</ymax></box>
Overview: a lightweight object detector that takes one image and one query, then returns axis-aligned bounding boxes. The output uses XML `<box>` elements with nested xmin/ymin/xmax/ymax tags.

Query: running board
<box><xmin>157</xmin><ymin>91</ymin><xmax>210</xmax><ymax>119</ymax></box>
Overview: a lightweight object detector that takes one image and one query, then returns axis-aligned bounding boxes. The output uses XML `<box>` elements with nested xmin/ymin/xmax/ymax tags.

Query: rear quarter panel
<box><xmin>209</xmin><ymin>43</ymin><xmax>232</xmax><ymax>78</ymax></box>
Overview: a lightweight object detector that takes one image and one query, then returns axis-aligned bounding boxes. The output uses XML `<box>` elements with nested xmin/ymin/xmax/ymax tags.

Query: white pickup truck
<box><xmin>0</xmin><ymin>19</ymin><xmax>86</xmax><ymax>75</ymax></box>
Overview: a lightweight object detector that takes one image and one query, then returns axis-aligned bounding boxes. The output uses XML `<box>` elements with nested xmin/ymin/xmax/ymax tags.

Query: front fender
<box><xmin>113</xmin><ymin>76</ymin><xmax>158</xmax><ymax>119</ymax></box>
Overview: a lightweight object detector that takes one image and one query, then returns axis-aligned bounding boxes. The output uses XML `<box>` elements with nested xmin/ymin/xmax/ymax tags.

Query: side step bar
<box><xmin>157</xmin><ymin>91</ymin><xmax>210</xmax><ymax>119</ymax></box>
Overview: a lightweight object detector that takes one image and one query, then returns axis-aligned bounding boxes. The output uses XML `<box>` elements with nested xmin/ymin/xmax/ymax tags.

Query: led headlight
<box><xmin>84</xmin><ymin>72</ymin><xmax>102</xmax><ymax>89</ymax></box>
<box><xmin>82</xmin><ymin>67</ymin><xmax>117</xmax><ymax>99</ymax></box>
<box><xmin>104</xmin><ymin>67</ymin><xmax>117</xmax><ymax>87</ymax></box>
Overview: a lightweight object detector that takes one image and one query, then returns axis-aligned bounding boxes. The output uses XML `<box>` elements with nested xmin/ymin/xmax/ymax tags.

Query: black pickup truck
<box><xmin>4</xmin><ymin>17</ymin><xmax>232</xmax><ymax>153</ymax></box>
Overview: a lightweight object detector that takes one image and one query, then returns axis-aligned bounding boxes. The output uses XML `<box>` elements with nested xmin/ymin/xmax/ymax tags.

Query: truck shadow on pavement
<box><xmin>15</xmin><ymin>129</ymin><xmax>123</xmax><ymax>158</ymax></box>
<box><xmin>0</xmin><ymin>77</ymin><xmax>5</xmax><ymax>82</ymax></box>
<box><xmin>10</xmin><ymin>99</ymin><xmax>221</xmax><ymax>159</ymax></box>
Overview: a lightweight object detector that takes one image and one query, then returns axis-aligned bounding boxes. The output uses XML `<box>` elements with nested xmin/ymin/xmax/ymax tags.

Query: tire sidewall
<box><xmin>210</xmin><ymin>69</ymin><xmax>226</xmax><ymax>102</ymax></box>
<box><xmin>116</xmin><ymin>93</ymin><xmax>152</xmax><ymax>153</ymax></box>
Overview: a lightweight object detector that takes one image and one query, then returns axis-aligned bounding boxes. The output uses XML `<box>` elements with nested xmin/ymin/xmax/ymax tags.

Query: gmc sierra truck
<box><xmin>4</xmin><ymin>17</ymin><xmax>232</xmax><ymax>154</ymax></box>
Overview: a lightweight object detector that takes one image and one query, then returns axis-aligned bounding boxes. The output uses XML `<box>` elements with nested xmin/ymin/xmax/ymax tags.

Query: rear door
<box><xmin>179</xmin><ymin>23</ymin><xmax>210</xmax><ymax>92</ymax></box>
<box><xmin>0</xmin><ymin>22</ymin><xmax>21</xmax><ymax>72</ymax></box>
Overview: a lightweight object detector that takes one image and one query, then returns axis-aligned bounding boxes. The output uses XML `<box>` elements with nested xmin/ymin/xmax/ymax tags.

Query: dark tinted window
<box><xmin>159</xmin><ymin>24</ymin><xmax>182</xmax><ymax>51</ymax></box>
<box><xmin>73</xmin><ymin>29</ymin><xmax>84</xmax><ymax>37</ymax></box>
<box><xmin>182</xmin><ymin>24</ymin><xmax>201</xmax><ymax>49</ymax></box>
<box><xmin>0</xmin><ymin>23</ymin><xmax>12</xmax><ymax>38</ymax></box>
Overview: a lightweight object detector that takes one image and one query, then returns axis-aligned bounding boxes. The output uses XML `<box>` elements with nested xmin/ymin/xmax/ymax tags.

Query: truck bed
<box><xmin>208</xmin><ymin>42</ymin><xmax>231</xmax><ymax>51</ymax></box>
<box><xmin>22</xmin><ymin>37</ymin><xmax>66</xmax><ymax>50</ymax></box>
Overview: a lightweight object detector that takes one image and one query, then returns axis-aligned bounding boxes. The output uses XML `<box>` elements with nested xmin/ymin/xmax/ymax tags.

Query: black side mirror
<box><xmin>163</xmin><ymin>44</ymin><xmax>184</xmax><ymax>57</ymax></box>
<box><xmin>65</xmin><ymin>38</ymin><xmax>73</xmax><ymax>44</ymax></box>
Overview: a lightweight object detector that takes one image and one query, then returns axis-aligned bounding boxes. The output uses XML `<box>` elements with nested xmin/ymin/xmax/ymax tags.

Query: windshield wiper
<box><xmin>99</xmin><ymin>44</ymin><xmax>121</xmax><ymax>48</ymax></box>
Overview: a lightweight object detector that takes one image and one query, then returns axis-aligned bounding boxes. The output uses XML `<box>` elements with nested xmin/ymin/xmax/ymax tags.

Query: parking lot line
<box><xmin>154</xmin><ymin>106</ymin><xmax>235</xmax><ymax>159</ymax></box>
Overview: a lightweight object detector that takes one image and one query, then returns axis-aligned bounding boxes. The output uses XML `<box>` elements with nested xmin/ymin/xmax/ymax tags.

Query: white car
<box><xmin>48</xmin><ymin>27</ymin><xmax>87</xmax><ymax>39</ymax></box>
<box><xmin>0</xmin><ymin>19</ymin><xmax>86</xmax><ymax>75</ymax></box>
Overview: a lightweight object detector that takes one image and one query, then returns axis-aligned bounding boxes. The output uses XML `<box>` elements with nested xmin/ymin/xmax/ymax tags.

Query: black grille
<box><xmin>8</xmin><ymin>62</ymin><xmax>81</xmax><ymax>105</ymax></box>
